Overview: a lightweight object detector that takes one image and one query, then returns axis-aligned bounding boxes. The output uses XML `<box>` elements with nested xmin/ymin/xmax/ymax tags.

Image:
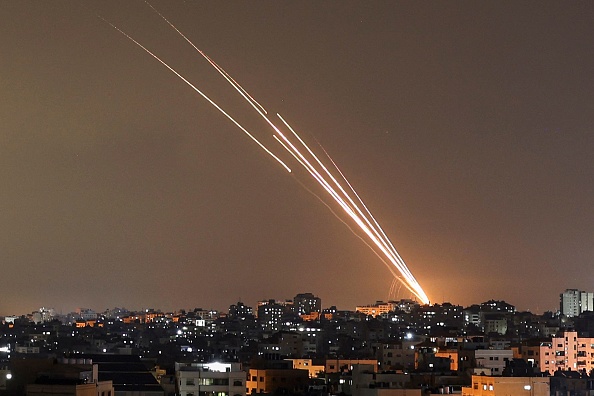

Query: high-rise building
<box><xmin>293</xmin><ymin>293</ymin><xmax>321</xmax><ymax>315</ymax></box>
<box><xmin>581</xmin><ymin>292</ymin><xmax>594</xmax><ymax>313</ymax></box>
<box><xmin>257</xmin><ymin>300</ymin><xmax>286</xmax><ymax>332</ymax></box>
<box><xmin>228</xmin><ymin>301</ymin><xmax>253</xmax><ymax>319</ymax></box>
<box><xmin>560</xmin><ymin>289</ymin><xmax>594</xmax><ymax>317</ymax></box>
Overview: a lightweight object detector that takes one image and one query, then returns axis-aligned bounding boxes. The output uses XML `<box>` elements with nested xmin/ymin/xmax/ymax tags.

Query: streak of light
<box><xmin>98</xmin><ymin>16</ymin><xmax>290</xmax><ymax>173</ymax></box>
<box><xmin>107</xmin><ymin>7</ymin><xmax>430</xmax><ymax>304</ymax></box>
<box><xmin>389</xmin><ymin>278</ymin><xmax>397</xmax><ymax>301</ymax></box>
<box><xmin>319</xmin><ymin>142</ymin><xmax>423</xmax><ymax>288</ymax></box>
<box><xmin>274</xmin><ymin>115</ymin><xmax>428</xmax><ymax>302</ymax></box>
<box><xmin>274</xmin><ymin>112</ymin><xmax>427</xmax><ymax>302</ymax></box>
<box><xmin>144</xmin><ymin>1</ymin><xmax>268</xmax><ymax>115</ymax></box>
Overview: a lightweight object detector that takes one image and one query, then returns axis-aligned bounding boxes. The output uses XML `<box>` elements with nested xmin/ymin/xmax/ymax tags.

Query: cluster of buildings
<box><xmin>2</xmin><ymin>290</ymin><xmax>594</xmax><ymax>395</ymax></box>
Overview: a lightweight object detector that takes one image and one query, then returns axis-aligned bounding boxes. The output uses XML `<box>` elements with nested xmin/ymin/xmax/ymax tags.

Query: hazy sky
<box><xmin>1</xmin><ymin>2</ymin><xmax>593</xmax><ymax>316</ymax></box>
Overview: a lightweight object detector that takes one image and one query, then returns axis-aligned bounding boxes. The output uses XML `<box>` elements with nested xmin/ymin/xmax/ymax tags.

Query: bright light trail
<box><xmin>106</xmin><ymin>7</ymin><xmax>430</xmax><ymax>304</ymax></box>
<box><xmin>276</xmin><ymin>114</ymin><xmax>426</xmax><ymax>297</ymax></box>
<box><xmin>99</xmin><ymin>17</ymin><xmax>291</xmax><ymax>174</ymax></box>
<box><xmin>144</xmin><ymin>1</ymin><xmax>268</xmax><ymax>115</ymax></box>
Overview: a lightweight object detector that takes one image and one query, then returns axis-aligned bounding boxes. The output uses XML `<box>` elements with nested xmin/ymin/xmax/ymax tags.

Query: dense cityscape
<box><xmin>2</xmin><ymin>290</ymin><xmax>594</xmax><ymax>396</ymax></box>
<box><xmin>3</xmin><ymin>1</ymin><xmax>593</xmax><ymax>396</ymax></box>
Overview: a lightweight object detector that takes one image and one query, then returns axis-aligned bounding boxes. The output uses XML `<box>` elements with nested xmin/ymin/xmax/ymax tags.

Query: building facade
<box><xmin>560</xmin><ymin>289</ymin><xmax>594</xmax><ymax>318</ymax></box>
<box><xmin>521</xmin><ymin>331</ymin><xmax>594</xmax><ymax>374</ymax></box>
<box><xmin>175</xmin><ymin>362</ymin><xmax>245</xmax><ymax>396</ymax></box>
<box><xmin>246</xmin><ymin>368</ymin><xmax>308</xmax><ymax>395</ymax></box>
<box><xmin>462</xmin><ymin>375</ymin><xmax>549</xmax><ymax>396</ymax></box>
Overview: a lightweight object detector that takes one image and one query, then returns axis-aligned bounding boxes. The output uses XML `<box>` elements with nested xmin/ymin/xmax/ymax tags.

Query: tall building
<box><xmin>257</xmin><ymin>300</ymin><xmax>286</xmax><ymax>332</ymax></box>
<box><xmin>581</xmin><ymin>292</ymin><xmax>594</xmax><ymax>313</ymax></box>
<box><xmin>293</xmin><ymin>293</ymin><xmax>321</xmax><ymax>315</ymax></box>
<box><xmin>228</xmin><ymin>301</ymin><xmax>253</xmax><ymax>319</ymax></box>
<box><xmin>560</xmin><ymin>289</ymin><xmax>594</xmax><ymax>317</ymax></box>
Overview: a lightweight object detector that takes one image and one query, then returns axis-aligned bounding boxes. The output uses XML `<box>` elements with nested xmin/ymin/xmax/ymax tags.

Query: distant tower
<box><xmin>560</xmin><ymin>289</ymin><xmax>594</xmax><ymax>317</ymax></box>
<box><xmin>257</xmin><ymin>300</ymin><xmax>285</xmax><ymax>332</ymax></box>
<box><xmin>293</xmin><ymin>293</ymin><xmax>321</xmax><ymax>315</ymax></box>
<box><xmin>228</xmin><ymin>301</ymin><xmax>253</xmax><ymax>319</ymax></box>
<box><xmin>581</xmin><ymin>292</ymin><xmax>594</xmax><ymax>313</ymax></box>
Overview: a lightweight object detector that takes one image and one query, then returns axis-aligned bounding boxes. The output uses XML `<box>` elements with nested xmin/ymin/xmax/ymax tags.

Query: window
<box><xmin>251</xmin><ymin>377</ymin><xmax>256</xmax><ymax>381</ymax></box>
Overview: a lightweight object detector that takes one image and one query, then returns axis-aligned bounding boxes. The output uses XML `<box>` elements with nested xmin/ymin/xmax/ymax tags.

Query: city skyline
<box><xmin>0</xmin><ymin>288</ymin><xmax>586</xmax><ymax>319</ymax></box>
<box><xmin>1</xmin><ymin>2</ymin><xmax>594</xmax><ymax>316</ymax></box>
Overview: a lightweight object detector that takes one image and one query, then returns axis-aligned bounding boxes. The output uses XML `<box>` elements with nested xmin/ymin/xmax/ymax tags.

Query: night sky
<box><xmin>1</xmin><ymin>2</ymin><xmax>593</xmax><ymax>316</ymax></box>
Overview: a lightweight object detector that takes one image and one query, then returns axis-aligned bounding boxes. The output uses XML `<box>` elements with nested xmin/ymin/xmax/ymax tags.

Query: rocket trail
<box><xmin>144</xmin><ymin>1</ymin><xmax>268</xmax><ymax>115</ymax></box>
<box><xmin>107</xmin><ymin>6</ymin><xmax>430</xmax><ymax>304</ymax></box>
<box><xmin>99</xmin><ymin>16</ymin><xmax>290</xmax><ymax>174</ymax></box>
<box><xmin>275</xmin><ymin>115</ymin><xmax>427</xmax><ymax>300</ymax></box>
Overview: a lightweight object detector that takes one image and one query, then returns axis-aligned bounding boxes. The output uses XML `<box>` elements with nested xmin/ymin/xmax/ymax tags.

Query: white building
<box><xmin>560</xmin><ymin>289</ymin><xmax>594</xmax><ymax>317</ymax></box>
<box><xmin>31</xmin><ymin>307</ymin><xmax>57</xmax><ymax>324</ymax></box>
<box><xmin>474</xmin><ymin>349</ymin><xmax>513</xmax><ymax>376</ymax></box>
<box><xmin>483</xmin><ymin>317</ymin><xmax>508</xmax><ymax>335</ymax></box>
<box><xmin>175</xmin><ymin>362</ymin><xmax>245</xmax><ymax>396</ymax></box>
<box><xmin>76</xmin><ymin>308</ymin><xmax>97</xmax><ymax>321</ymax></box>
<box><xmin>581</xmin><ymin>292</ymin><xmax>594</xmax><ymax>313</ymax></box>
